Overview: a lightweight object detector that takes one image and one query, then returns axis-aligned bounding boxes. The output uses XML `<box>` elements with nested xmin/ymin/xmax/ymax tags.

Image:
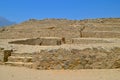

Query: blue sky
<box><xmin>0</xmin><ymin>0</ymin><xmax>120</xmax><ymax>23</ymax></box>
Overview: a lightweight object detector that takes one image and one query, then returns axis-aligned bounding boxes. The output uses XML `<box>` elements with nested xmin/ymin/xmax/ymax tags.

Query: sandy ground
<box><xmin>0</xmin><ymin>65</ymin><xmax>120</xmax><ymax>80</ymax></box>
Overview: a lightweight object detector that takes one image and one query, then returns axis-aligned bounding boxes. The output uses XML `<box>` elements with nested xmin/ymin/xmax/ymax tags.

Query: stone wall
<box><xmin>9</xmin><ymin>37</ymin><xmax>64</xmax><ymax>46</ymax></box>
<box><xmin>1</xmin><ymin>47</ymin><xmax>120</xmax><ymax>69</ymax></box>
<box><xmin>72</xmin><ymin>38</ymin><xmax>111</xmax><ymax>44</ymax></box>
<box><xmin>32</xmin><ymin>47</ymin><xmax>120</xmax><ymax>69</ymax></box>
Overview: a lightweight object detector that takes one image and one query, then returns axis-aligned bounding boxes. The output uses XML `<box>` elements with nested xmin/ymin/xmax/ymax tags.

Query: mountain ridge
<box><xmin>0</xmin><ymin>16</ymin><xmax>16</xmax><ymax>27</ymax></box>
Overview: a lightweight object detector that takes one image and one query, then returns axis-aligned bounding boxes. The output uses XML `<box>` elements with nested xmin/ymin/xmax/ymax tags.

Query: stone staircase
<box><xmin>5</xmin><ymin>53</ymin><xmax>34</xmax><ymax>68</ymax></box>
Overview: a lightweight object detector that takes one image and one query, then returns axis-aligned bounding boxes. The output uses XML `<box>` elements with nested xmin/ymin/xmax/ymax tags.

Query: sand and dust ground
<box><xmin>0</xmin><ymin>65</ymin><xmax>120</xmax><ymax>80</ymax></box>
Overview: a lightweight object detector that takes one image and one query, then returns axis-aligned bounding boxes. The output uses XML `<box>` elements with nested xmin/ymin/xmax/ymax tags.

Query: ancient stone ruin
<box><xmin>0</xmin><ymin>48</ymin><xmax>13</xmax><ymax>62</ymax></box>
<box><xmin>1</xmin><ymin>47</ymin><xmax>120</xmax><ymax>69</ymax></box>
<box><xmin>9</xmin><ymin>37</ymin><xmax>64</xmax><ymax>46</ymax></box>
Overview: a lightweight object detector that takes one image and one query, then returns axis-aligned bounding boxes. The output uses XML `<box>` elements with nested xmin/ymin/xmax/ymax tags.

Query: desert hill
<box><xmin>0</xmin><ymin>18</ymin><xmax>120</xmax><ymax>39</ymax></box>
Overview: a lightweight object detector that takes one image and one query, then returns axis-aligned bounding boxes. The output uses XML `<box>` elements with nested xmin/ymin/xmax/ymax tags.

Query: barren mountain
<box><xmin>0</xmin><ymin>16</ymin><xmax>15</xmax><ymax>27</ymax></box>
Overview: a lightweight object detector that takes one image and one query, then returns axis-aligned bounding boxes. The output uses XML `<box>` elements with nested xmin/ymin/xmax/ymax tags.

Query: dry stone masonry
<box><xmin>1</xmin><ymin>47</ymin><xmax>120</xmax><ymax>69</ymax></box>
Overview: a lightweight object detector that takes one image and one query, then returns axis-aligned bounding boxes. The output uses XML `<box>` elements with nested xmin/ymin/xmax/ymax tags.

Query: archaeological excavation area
<box><xmin>0</xmin><ymin>18</ymin><xmax>120</xmax><ymax>69</ymax></box>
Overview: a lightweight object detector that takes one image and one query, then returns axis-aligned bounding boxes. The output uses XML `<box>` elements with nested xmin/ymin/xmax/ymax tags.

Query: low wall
<box><xmin>82</xmin><ymin>31</ymin><xmax>120</xmax><ymax>38</ymax></box>
<box><xmin>32</xmin><ymin>47</ymin><xmax>120</xmax><ymax>69</ymax></box>
<box><xmin>9</xmin><ymin>37</ymin><xmax>64</xmax><ymax>46</ymax></box>
<box><xmin>1</xmin><ymin>47</ymin><xmax>120</xmax><ymax>69</ymax></box>
<box><xmin>72</xmin><ymin>38</ymin><xmax>112</xmax><ymax>44</ymax></box>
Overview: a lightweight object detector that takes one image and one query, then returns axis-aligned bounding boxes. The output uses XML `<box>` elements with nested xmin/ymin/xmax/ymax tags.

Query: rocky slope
<box><xmin>0</xmin><ymin>18</ymin><xmax>120</xmax><ymax>39</ymax></box>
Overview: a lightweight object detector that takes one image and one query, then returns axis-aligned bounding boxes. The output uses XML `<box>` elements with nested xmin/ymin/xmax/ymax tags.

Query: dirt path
<box><xmin>0</xmin><ymin>65</ymin><xmax>120</xmax><ymax>80</ymax></box>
